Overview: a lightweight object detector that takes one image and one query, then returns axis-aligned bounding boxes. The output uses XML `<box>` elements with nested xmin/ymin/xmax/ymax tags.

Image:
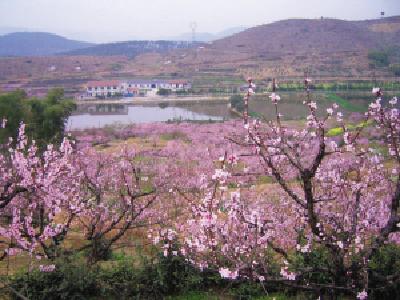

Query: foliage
<box><xmin>0</xmin><ymin>90</ymin><xmax>28</xmax><ymax>144</ymax></box>
<box><xmin>368</xmin><ymin>51</ymin><xmax>389</xmax><ymax>68</ymax></box>
<box><xmin>26</xmin><ymin>88</ymin><xmax>76</xmax><ymax>147</ymax></box>
<box><xmin>9</xmin><ymin>261</ymin><xmax>100</xmax><ymax>300</ymax></box>
<box><xmin>230</xmin><ymin>94</ymin><xmax>244</xmax><ymax>112</ymax></box>
<box><xmin>368</xmin><ymin>244</ymin><xmax>400</xmax><ymax>299</ymax></box>
<box><xmin>327</xmin><ymin>121</ymin><xmax>370</xmax><ymax>137</ymax></box>
<box><xmin>7</xmin><ymin>250</ymin><xmax>219</xmax><ymax>299</ymax></box>
<box><xmin>0</xmin><ymin>88</ymin><xmax>75</xmax><ymax>148</ymax></box>
<box><xmin>326</xmin><ymin>127</ymin><xmax>344</xmax><ymax>137</ymax></box>
<box><xmin>325</xmin><ymin>93</ymin><xmax>364</xmax><ymax>112</ymax></box>
<box><xmin>390</xmin><ymin>64</ymin><xmax>400</xmax><ymax>77</ymax></box>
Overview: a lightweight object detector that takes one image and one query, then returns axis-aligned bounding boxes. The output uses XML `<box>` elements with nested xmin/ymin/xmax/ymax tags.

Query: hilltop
<box><xmin>0</xmin><ymin>32</ymin><xmax>93</xmax><ymax>56</ymax></box>
<box><xmin>210</xmin><ymin>16</ymin><xmax>400</xmax><ymax>55</ymax></box>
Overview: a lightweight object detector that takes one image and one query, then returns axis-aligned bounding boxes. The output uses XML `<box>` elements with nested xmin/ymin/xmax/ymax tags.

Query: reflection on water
<box><xmin>67</xmin><ymin>102</ymin><xmax>231</xmax><ymax>130</ymax></box>
<box><xmin>67</xmin><ymin>94</ymin><xmax>369</xmax><ymax>130</ymax></box>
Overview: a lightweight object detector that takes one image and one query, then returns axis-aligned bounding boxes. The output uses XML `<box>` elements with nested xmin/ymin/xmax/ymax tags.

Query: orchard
<box><xmin>0</xmin><ymin>80</ymin><xmax>399</xmax><ymax>299</ymax></box>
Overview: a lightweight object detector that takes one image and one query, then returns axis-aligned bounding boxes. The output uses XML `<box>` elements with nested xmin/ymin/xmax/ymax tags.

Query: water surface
<box><xmin>67</xmin><ymin>93</ymin><xmax>369</xmax><ymax>130</ymax></box>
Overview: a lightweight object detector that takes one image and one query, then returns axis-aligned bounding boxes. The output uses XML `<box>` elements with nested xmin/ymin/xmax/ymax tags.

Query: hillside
<box><xmin>0</xmin><ymin>32</ymin><xmax>93</xmax><ymax>56</ymax></box>
<box><xmin>62</xmin><ymin>40</ymin><xmax>201</xmax><ymax>57</ymax></box>
<box><xmin>1</xmin><ymin>16</ymin><xmax>400</xmax><ymax>89</ymax></box>
<box><xmin>148</xmin><ymin>16</ymin><xmax>400</xmax><ymax>79</ymax></box>
<box><xmin>209</xmin><ymin>16</ymin><xmax>400</xmax><ymax>55</ymax></box>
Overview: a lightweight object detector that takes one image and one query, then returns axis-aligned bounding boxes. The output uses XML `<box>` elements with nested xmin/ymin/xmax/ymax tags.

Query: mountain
<box><xmin>62</xmin><ymin>40</ymin><xmax>201</xmax><ymax>57</ymax></box>
<box><xmin>146</xmin><ymin>16</ymin><xmax>400</xmax><ymax>79</ymax></box>
<box><xmin>0</xmin><ymin>27</ymin><xmax>33</xmax><ymax>35</ymax></box>
<box><xmin>0</xmin><ymin>32</ymin><xmax>93</xmax><ymax>56</ymax></box>
<box><xmin>166</xmin><ymin>27</ymin><xmax>247</xmax><ymax>42</ymax></box>
<box><xmin>209</xmin><ymin>17</ymin><xmax>400</xmax><ymax>55</ymax></box>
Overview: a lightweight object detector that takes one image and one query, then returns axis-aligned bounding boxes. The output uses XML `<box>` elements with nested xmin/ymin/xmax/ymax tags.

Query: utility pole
<box><xmin>190</xmin><ymin>22</ymin><xmax>197</xmax><ymax>44</ymax></box>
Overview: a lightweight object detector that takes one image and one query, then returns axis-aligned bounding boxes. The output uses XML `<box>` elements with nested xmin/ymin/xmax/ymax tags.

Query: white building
<box><xmin>84</xmin><ymin>79</ymin><xmax>192</xmax><ymax>99</ymax></box>
<box><xmin>86</xmin><ymin>80</ymin><xmax>124</xmax><ymax>98</ymax></box>
<box><xmin>124</xmin><ymin>79</ymin><xmax>191</xmax><ymax>92</ymax></box>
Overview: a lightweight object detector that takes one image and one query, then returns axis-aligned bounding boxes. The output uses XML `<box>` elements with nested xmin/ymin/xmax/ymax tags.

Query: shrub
<box><xmin>7</xmin><ymin>250</ymin><xmax>213</xmax><ymax>299</ymax></box>
<box><xmin>230</xmin><ymin>94</ymin><xmax>244</xmax><ymax>112</ymax></box>
<box><xmin>390</xmin><ymin>64</ymin><xmax>400</xmax><ymax>77</ymax></box>
<box><xmin>9</xmin><ymin>262</ymin><xmax>100</xmax><ymax>300</ymax></box>
<box><xmin>368</xmin><ymin>51</ymin><xmax>389</xmax><ymax>67</ymax></box>
<box><xmin>368</xmin><ymin>244</ymin><xmax>400</xmax><ymax>299</ymax></box>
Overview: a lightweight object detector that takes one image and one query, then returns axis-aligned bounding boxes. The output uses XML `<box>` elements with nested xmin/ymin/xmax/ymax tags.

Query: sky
<box><xmin>0</xmin><ymin>0</ymin><xmax>400</xmax><ymax>43</ymax></box>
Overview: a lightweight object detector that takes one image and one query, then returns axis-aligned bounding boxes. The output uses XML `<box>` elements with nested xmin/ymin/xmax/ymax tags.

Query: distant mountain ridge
<box><xmin>8</xmin><ymin>17</ymin><xmax>395</xmax><ymax>59</ymax></box>
<box><xmin>61</xmin><ymin>40</ymin><xmax>202</xmax><ymax>57</ymax></box>
<box><xmin>166</xmin><ymin>27</ymin><xmax>247</xmax><ymax>41</ymax></box>
<box><xmin>0</xmin><ymin>32</ymin><xmax>93</xmax><ymax>56</ymax></box>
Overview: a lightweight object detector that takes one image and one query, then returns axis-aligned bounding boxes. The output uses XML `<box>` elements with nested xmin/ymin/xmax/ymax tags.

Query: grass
<box><xmin>326</xmin><ymin>120</ymin><xmax>371</xmax><ymax>137</ymax></box>
<box><xmin>167</xmin><ymin>292</ymin><xmax>325</xmax><ymax>300</ymax></box>
<box><xmin>160</xmin><ymin>131</ymin><xmax>191</xmax><ymax>142</ymax></box>
<box><xmin>324</xmin><ymin>93</ymin><xmax>364</xmax><ymax>112</ymax></box>
<box><xmin>326</xmin><ymin>127</ymin><xmax>344</xmax><ymax>137</ymax></box>
<box><xmin>167</xmin><ymin>291</ymin><xmax>222</xmax><ymax>300</ymax></box>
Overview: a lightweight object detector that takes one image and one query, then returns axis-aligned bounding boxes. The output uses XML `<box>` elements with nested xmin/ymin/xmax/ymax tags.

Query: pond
<box><xmin>67</xmin><ymin>93</ymin><xmax>370</xmax><ymax>130</ymax></box>
<box><xmin>67</xmin><ymin>101</ymin><xmax>233</xmax><ymax>130</ymax></box>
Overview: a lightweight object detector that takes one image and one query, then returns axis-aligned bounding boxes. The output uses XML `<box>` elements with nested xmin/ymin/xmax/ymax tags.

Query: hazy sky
<box><xmin>0</xmin><ymin>0</ymin><xmax>399</xmax><ymax>43</ymax></box>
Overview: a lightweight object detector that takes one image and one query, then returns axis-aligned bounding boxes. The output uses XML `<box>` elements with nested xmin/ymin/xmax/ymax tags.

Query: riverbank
<box><xmin>75</xmin><ymin>95</ymin><xmax>230</xmax><ymax>105</ymax></box>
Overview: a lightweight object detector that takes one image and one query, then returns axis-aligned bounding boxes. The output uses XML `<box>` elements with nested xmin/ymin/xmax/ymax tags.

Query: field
<box><xmin>1</xmin><ymin>86</ymin><xmax>399</xmax><ymax>298</ymax></box>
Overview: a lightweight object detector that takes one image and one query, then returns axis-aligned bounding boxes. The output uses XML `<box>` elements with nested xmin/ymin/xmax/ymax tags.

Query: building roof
<box><xmin>125</xmin><ymin>79</ymin><xmax>189</xmax><ymax>85</ymax></box>
<box><xmin>86</xmin><ymin>79</ymin><xmax>190</xmax><ymax>88</ymax></box>
<box><xmin>168</xmin><ymin>80</ymin><xmax>189</xmax><ymax>84</ymax></box>
<box><xmin>86</xmin><ymin>80</ymin><xmax>121</xmax><ymax>88</ymax></box>
<box><xmin>126</xmin><ymin>87</ymin><xmax>139</xmax><ymax>92</ymax></box>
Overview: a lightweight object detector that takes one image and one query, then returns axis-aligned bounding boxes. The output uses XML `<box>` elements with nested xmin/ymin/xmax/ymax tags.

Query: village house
<box><xmin>123</xmin><ymin>79</ymin><xmax>192</xmax><ymax>95</ymax></box>
<box><xmin>83</xmin><ymin>79</ymin><xmax>192</xmax><ymax>99</ymax></box>
<box><xmin>85</xmin><ymin>80</ymin><xmax>124</xmax><ymax>98</ymax></box>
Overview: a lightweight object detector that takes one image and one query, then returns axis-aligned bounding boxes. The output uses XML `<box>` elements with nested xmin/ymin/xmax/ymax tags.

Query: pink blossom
<box><xmin>357</xmin><ymin>290</ymin><xmax>368</xmax><ymax>300</ymax></box>
<box><xmin>39</xmin><ymin>264</ymin><xmax>56</xmax><ymax>272</ymax></box>
<box><xmin>269</xmin><ymin>93</ymin><xmax>281</xmax><ymax>103</ymax></box>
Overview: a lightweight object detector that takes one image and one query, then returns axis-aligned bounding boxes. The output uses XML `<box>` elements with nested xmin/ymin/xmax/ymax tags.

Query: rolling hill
<box><xmin>61</xmin><ymin>40</ymin><xmax>201</xmax><ymax>57</ymax></box>
<box><xmin>150</xmin><ymin>16</ymin><xmax>400</xmax><ymax>79</ymax></box>
<box><xmin>1</xmin><ymin>16</ymin><xmax>400</xmax><ymax>86</ymax></box>
<box><xmin>209</xmin><ymin>16</ymin><xmax>400</xmax><ymax>55</ymax></box>
<box><xmin>0</xmin><ymin>32</ymin><xmax>93</xmax><ymax>56</ymax></box>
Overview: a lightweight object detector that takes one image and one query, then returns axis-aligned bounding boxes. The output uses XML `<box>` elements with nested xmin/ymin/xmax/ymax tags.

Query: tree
<box><xmin>170</xmin><ymin>79</ymin><xmax>400</xmax><ymax>299</ymax></box>
<box><xmin>26</xmin><ymin>88</ymin><xmax>76</xmax><ymax>148</ymax></box>
<box><xmin>0</xmin><ymin>122</ymin><xmax>81</xmax><ymax>261</ymax></box>
<box><xmin>0</xmin><ymin>88</ymin><xmax>75</xmax><ymax>149</ymax></box>
<box><xmin>74</xmin><ymin>146</ymin><xmax>163</xmax><ymax>264</ymax></box>
<box><xmin>368</xmin><ymin>51</ymin><xmax>389</xmax><ymax>68</ymax></box>
<box><xmin>0</xmin><ymin>90</ymin><xmax>28</xmax><ymax>144</ymax></box>
<box><xmin>229</xmin><ymin>94</ymin><xmax>244</xmax><ymax>112</ymax></box>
